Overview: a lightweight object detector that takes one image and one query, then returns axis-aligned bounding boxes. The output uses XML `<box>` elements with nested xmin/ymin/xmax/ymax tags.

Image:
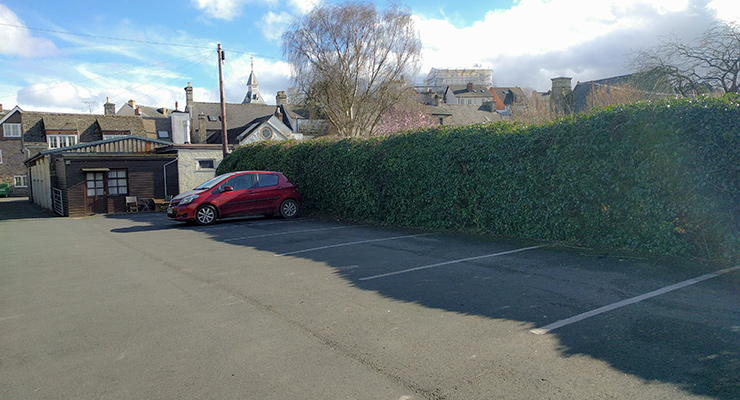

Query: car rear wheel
<box><xmin>279</xmin><ymin>199</ymin><xmax>299</xmax><ymax>219</ymax></box>
<box><xmin>195</xmin><ymin>204</ymin><xmax>217</xmax><ymax>225</ymax></box>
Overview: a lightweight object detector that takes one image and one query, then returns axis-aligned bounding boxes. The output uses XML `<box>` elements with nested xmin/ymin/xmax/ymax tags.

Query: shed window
<box><xmin>107</xmin><ymin>169</ymin><xmax>128</xmax><ymax>195</ymax></box>
<box><xmin>86</xmin><ymin>173</ymin><xmax>105</xmax><ymax>196</ymax></box>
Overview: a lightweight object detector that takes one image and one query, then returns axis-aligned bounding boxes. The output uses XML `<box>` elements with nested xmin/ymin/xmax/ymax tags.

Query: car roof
<box><xmin>233</xmin><ymin>171</ymin><xmax>282</xmax><ymax>175</ymax></box>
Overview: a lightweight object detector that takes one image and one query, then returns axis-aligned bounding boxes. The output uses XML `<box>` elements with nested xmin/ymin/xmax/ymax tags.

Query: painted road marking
<box><xmin>276</xmin><ymin>233</ymin><xmax>434</xmax><ymax>256</ymax></box>
<box><xmin>224</xmin><ymin>225</ymin><xmax>358</xmax><ymax>242</ymax></box>
<box><xmin>194</xmin><ymin>218</ymin><xmax>305</xmax><ymax>231</ymax></box>
<box><xmin>359</xmin><ymin>245</ymin><xmax>545</xmax><ymax>281</ymax></box>
<box><xmin>530</xmin><ymin>265</ymin><xmax>740</xmax><ymax>335</ymax></box>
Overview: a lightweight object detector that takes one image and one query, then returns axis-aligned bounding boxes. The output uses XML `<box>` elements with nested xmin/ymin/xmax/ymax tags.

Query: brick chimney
<box><xmin>135</xmin><ymin>107</ymin><xmax>141</xmax><ymax>116</ymax></box>
<box><xmin>276</xmin><ymin>90</ymin><xmax>287</xmax><ymax>105</ymax></box>
<box><xmin>467</xmin><ymin>82</ymin><xmax>473</xmax><ymax>92</ymax></box>
<box><xmin>104</xmin><ymin>97</ymin><xmax>115</xmax><ymax>115</ymax></box>
<box><xmin>185</xmin><ymin>82</ymin><xmax>193</xmax><ymax>111</ymax></box>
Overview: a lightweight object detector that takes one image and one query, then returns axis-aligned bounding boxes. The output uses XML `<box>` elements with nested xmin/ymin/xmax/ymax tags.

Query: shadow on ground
<box><xmin>0</xmin><ymin>197</ymin><xmax>58</xmax><ymax>220</ymax></box>
<box><xmin>10</xmin><ymin>201</ymin><xmax>735</xmax><ymax>399</ymax></box>
<box><xmin>112</xmin><ymin>212</ymin><xmax>739</xmax><ymax>399</ymax></box>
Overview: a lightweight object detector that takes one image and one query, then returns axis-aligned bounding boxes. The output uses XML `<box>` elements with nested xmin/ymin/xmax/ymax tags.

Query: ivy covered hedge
<box><xmin>218</xmin><ymin>96</ymin><xmax>740</xmax><ymax>263</ymax></box>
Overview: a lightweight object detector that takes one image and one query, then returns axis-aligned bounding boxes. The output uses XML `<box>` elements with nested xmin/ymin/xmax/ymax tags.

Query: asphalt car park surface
<box><xmin>1</xmin><ymin>197</ymin><xmax>739</xmax><ymax>399</ymax></box>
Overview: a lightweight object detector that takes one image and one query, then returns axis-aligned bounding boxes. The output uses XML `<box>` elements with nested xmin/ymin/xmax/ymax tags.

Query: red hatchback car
<box><xmin>167</xmin><ymin>171</ymin><xmax>302</xmax><ymax>225</ymax></box>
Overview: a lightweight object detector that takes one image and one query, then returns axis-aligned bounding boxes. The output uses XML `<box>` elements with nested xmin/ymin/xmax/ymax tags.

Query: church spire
<box><xmin>243</xmin><ymin>56</ymin><xmax>266</xmax><ymax>104</ymax></box>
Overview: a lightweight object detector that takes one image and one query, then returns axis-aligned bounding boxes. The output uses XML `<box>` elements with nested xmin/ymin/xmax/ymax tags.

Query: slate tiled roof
<box><xmin>571</xmin><ymin>71</ymin><xmax>676</xmax><ymax>113</ymax></box>
<box><xmin>490</xmin><ymin>87</ymin><xmax>526</xmax><ymax>105</ymax></box>
<box><xmin>191</xmin><ymin>102</ymin><xmax>277</xmax><ymax>131</ymax></box>
<box><xmin>21</xmin><ymin>112</ymin><xmax>158</xmax><ymax>143</ymax></box>
<box><xmin>206</xmin><ymin>115</ymin><xmax>272</xmax><ymax>144</ymax></box>
<box><xmin>425</xmin><ymin>104</ymin><xmax>502</xmax><ymax>126</ymax></box>
<box><xmin>447</xmin><ymin>85</ymin><xmax>494</xmax><ymax>99</ymax></box>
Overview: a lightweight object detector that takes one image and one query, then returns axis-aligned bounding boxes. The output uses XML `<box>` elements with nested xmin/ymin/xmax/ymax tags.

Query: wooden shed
<box><xmin>25</xmin><ymin>137</ymin><xmax>177</xmax><ymax>217</ymax></box>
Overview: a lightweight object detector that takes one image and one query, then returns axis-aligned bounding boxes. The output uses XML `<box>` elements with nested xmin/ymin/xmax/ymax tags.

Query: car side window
<box><xmin>256</xmin><ymin>174</ymin><xmax>279</xmax><ymax>188</ymax></box>
<box><xmin>219</xmin><ymin>175</ymin><xmax>250</xmax><ymax>191</ymax></box>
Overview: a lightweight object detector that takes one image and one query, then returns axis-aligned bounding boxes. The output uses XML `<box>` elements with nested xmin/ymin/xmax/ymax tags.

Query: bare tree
<box><xmin>511</xmin><ymin>90</ymin><xmax>557</xmax><ymax>125</ymax></box>
<box><xmin>584</xmin><ymin>83</ymin><xmax>648</xmax><ymax>112</ymax></box>
<box><xmin>282</xmin><ymin>1</ymin><xmax>422</xmax><ymax>137</ymax></box>
<box><xmin>633</xmin><ymin>22</ymin><xmax>740</xmax><ymax>96</ymax></box>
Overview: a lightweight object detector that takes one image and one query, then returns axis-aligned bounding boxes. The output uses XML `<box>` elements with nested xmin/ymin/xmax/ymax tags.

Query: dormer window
<box><xmin>48</xmin><ymin>134</ymin><xmax>78</xmax><ymax>149</ymax></box>
<box><xmin>3</xmin><ymin>123</ymin><xmax>21</xmax><ymax>137</ymax></box>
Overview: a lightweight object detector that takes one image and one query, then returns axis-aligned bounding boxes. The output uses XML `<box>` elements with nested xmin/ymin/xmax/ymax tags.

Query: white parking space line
<box><xmin>275</xmin><ymin>233</ymin><xmax>435</xmax><ymax>256</ymax></box>
<box><xmin>224</xmin><ymin>225</ymin><xmax>358</xmax><ymax>242</ymax></box>
<box><xmin>359</xmin><ymin>245</ymin><xmax>545</xmax><ymax>281</ymax></box>
<box><xmin>193</xmin><ymin>218</ymin><xmax>306</xmax><ymax>231</ymax></box>
<box><xmin>530</xmin><ymin>265</ymin><xmax>740</xmax><ymax>335</ymax></box>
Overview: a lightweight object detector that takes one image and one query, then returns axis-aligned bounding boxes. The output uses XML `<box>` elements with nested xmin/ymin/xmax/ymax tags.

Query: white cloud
<box><xmin>0</xmin><ymin>5</ymin><xmax>58</xmax><ymax>58</ymax></box>
<box><xmin>288</xmin><ymin>0</ymin><xmax>319</xmax><ymax>14</ymax></box>
<box><xmin>191</xmin><ymin>0</ymin><xmax>251</xmax><ymax>21</ymax></box>
<box><xmin>191</xmin><ymin>0</ymin><xmax>315</xmax><ymax>21</ymax></box>
<box><xmin>16</xmin><ymin>81</ymin><xmax>95</xmax><ymax>111</ymax></box>
<box><xmin>221</xmin><ymin>54</ymin><xmax>291</xmax><ymax>104</ymax></box>
<box><xmin>707</xmin><ymin>0</ymin><xmax>740</xmax><ymax>23</ymax></box>
<box><xmin>260</xmin><ymin>11</ymin><xmax>293</xmax><ymax>42</ymax></box>
<box><xmin>413</xmin><ymin>0</ymin><xmax>718</xmax><ymax>90</ymax></box>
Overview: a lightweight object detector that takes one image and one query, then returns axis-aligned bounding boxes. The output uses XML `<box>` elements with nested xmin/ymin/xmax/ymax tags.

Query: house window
<box><xmin>48</xmin><ymin>135</ymin><xmax>78</xmax><ymax>149</ymax></box>
<box><xmin>107</xmin><ymin>170</ymin><xmax>128</xmax><ymax>195</ymax></box>
<box><xmin>260</xmin><ymin>127</ymin><xmax>273</xmax><ymax>140</ymax></box>
<box><xmin>198</xmin><ymin>159</ymin><xmax>215</xmax><ymax>170</ymax></box>
<box><xmin>157</xmin><ymin>130</ymin><xmax>169</xmax><ymax>139</ymax></box>
<box><xmin>438</xmin><ymin>117</ymin><xmax>444</xmax><ymax>125</ymax></box>
<box><xmin>3</xmin><ymin>123</ymin><xmax>21</xmax><ymax>137</ymax></box>
<box><xmin>198</xmin><ymin>159</ymin><xmax>215</xmax><ymax>169</ymax></box>
<box><xmin>14</xmin><ymin>175</ymin><xmax>28</xmax><ymax>188</ymax></box>
<box><xmin>0</xmin><ymin>149</ymin><xmax>3</xmax><ymax>164</ymax></box>
<box><xmin>207</xmin><ymin>115</ymin><xmax>218</xmax><ymax>122</ymax></box>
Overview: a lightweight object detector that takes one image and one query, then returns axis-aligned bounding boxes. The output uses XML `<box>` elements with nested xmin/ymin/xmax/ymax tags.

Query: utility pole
<box><xmin>218</xmin><ymin>44</ymin><xmax>228</xmax><ymax>157</ymax></box>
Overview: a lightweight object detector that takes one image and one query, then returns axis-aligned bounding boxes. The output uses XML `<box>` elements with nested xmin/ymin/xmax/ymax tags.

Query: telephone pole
<box><xmin>218</xmin><ymin>44</ymin><xmax>228</xmax><ymax>157</ymax></box>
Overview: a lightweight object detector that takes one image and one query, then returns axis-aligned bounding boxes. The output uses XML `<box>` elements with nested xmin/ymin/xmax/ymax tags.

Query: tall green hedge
<box><xmin>218</xmin><ymin>96</ymin><xmax>740</xmax><ymax>262</ymax></box>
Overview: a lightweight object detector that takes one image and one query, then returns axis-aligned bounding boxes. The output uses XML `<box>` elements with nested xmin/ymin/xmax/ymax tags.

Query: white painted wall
<box><xmin>175</xmin><ymin>148</ymin><xmax>224</xmax><ymax>195</ymax></box>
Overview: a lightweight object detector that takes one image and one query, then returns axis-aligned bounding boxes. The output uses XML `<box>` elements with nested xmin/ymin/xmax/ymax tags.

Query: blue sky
<box><xmin>1</xmin><ymin>0</ymin><xmax>738</xmax><ymax>113</ymax></box>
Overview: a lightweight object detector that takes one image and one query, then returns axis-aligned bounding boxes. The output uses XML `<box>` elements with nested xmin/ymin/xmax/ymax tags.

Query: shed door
<box><xmin>85</xmin><ymin>172</ymin><xmax>107</xmax><ymax>214</ymax></box>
